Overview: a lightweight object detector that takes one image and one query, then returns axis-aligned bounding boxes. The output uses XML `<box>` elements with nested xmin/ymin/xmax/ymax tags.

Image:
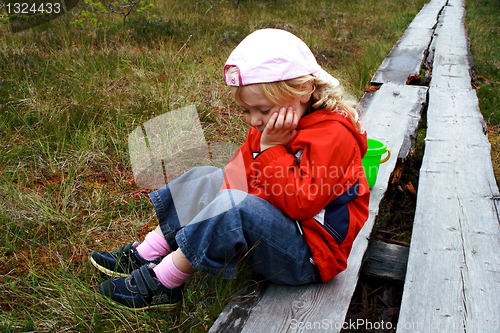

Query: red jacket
<box><xmin>222</xmin><ymin>109</ymin><xmax>370</xmax><ymax>282</ymax></box>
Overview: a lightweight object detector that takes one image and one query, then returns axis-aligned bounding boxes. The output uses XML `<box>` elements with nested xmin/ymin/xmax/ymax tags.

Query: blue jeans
<box><xmin>148</xmin><ymin>166</ymin><xmax>321</xmax><ymax>285</ymax></box>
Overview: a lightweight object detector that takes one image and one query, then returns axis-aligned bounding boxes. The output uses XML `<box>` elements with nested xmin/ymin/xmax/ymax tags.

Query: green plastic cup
<box><xmin>362</xmin><ymin>138</ymin><xmax>391</xmax><ymax>188</ymax></box>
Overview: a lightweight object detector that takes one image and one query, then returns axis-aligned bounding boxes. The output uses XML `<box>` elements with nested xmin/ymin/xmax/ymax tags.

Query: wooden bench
<box><xmin>209</xmin><ymin>0</ymin><xmax>500</xmax><ymax>331</ymax></box>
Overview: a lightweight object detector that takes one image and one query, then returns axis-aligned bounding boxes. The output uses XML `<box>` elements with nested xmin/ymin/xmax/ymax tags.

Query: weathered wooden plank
<box><xmin>361</xmin><ymin>240</ymin><xmax>409</xmax><ymax>283</ymax></box>
<box><xmin>360</xmin><ymin>84</ymin><xmax>427</xmax><ymax>161</ymax></box>
<box><xmin>397</xmin><ymin>88</ymin><xmax>500</xmax><ymax>332</ymax></box>
<box><xmin>209</xmin><ymin>83</ymin><xmax>427</xmax><ymax>333</ymax></box>
<box><xmin>397</xmin><ymin>2</ymin><xmax>500</xmax><ymax>330</ymax></box>
<box><xmin>428</xmin><ymin>2</ymin><xmax>474</xmax><ymax>90</ymax></box>
<box><xmin>371</xmin><ymin>0</ymin><xmax>447</xmax><ymax>84</ymax></box>
<box><xmin>397</xmin><ymin>87</ymin><xmax>500</xmax><ymax>332</ymax></box>
<box><xmin>210</xmin><ymin>273</ymin><xmax>271</xmax><ymax>332</ymax></box>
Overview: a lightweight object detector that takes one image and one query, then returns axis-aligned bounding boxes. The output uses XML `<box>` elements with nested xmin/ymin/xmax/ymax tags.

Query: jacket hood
<box><xmin>297</xmin><ymin>109</ymin><xmax>367</xmax><ymax>158</ymax></box>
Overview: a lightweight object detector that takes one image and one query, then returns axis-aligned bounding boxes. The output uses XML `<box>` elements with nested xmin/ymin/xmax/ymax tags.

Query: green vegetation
<box><xmin>466</xmin><ymin>0</ymin><xmax>500</xmax><ymax>186</ymax></box>
<box><xmin>2</xmin><ymin>0</ymin><xmax>497</xmax><ymax>331</ymax></box>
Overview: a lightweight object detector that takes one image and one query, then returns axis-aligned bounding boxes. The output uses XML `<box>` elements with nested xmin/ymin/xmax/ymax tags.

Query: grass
<box><xmin>465</xmin><ymin>0</ymin><xmax>500</xmax><ymax>187</ymax></box>
<box><xmin>0</xmin><ymin>0</ymin><xmax>498</xmax><ymax>331</ymax></box>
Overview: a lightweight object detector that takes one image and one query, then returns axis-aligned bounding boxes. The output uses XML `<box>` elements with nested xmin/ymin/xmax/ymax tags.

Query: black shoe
<box><xmin>90</xmin><ymin>242</ymin><xmax>161</xmax><ymax>277</ymax></box>
<box><xmin>99</xmin><ymin>265</ymin><xmax>183</xmax><ymax>311</ymax></box>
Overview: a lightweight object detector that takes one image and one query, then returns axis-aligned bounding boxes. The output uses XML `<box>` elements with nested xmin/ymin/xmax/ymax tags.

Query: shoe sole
<box><xmin>90</xmin><ymin>256</ymin><xmax>129</xmax><ymax>278</ymax></box>
<box><xmin>99</xmin><ymin>285</ymin><xmax>183</xmax><ymax>312</ymax></box>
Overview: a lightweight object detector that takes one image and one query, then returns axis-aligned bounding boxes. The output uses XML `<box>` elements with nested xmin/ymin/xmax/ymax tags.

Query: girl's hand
<box><xmin>260</xmin><ymin>107</ymin><xmax>299</xmax><ymax>151</ymax></box>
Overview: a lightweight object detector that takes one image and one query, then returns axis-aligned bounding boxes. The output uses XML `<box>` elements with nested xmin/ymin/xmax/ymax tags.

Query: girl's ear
<box><xmin>299</xmin><ymin>81</ymin><xmax>314</xmax><ymax>104</ymax></box>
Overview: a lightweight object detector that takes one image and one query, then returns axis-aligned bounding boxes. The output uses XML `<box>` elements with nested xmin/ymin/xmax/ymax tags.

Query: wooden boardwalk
<box><xmin>397</xmin><ymin>0</ymin><xmax>500</xmax><ymax>331</ymax></box>
<box><xmin>210</xmin><ymin>0</ymin><xmax>500</xmax><ymax>331</ymax></box>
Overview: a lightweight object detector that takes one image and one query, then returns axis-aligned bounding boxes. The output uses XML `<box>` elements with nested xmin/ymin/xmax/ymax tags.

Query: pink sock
<box><xmin>136</xmin><ymin>231</ymin><xmax>171</xmax><ymax>260</ymax></box>
<box><xmin>153</xmin><ymin>253</ymin><xmax>192</xmax><ymax>289</ymax></box>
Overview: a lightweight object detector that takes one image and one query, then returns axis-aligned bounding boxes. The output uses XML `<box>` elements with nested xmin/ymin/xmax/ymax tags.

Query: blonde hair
<box><xmin>227</xmin><ymin>66</ymin><xmax>364</xmax><ymax>134</ymax></box>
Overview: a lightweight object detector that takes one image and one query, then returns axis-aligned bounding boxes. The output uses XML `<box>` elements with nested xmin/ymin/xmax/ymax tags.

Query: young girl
<box><xmin>91</xmin><ymin>28</ymin><xmax>370</xmax><ymax>310</ymax></box>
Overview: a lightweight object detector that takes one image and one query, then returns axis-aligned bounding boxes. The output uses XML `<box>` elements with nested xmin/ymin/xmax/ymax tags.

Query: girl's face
<box><xmin>231</xmin><ymin>85</ymin><xmax>310</xmax><ymax>132</ymax></box>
